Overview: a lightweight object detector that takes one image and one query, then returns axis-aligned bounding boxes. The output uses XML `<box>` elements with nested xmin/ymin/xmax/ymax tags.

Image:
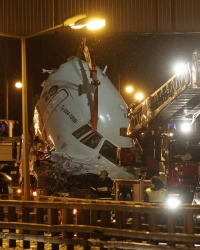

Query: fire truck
<box><xmin>126</xmin><ymin>49</ymin><xmax>200</xmax><ymax>204</ymax></box>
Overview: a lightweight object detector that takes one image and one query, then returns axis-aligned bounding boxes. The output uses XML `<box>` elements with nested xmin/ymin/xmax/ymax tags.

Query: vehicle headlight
<box><xmin>17</xmin><ymin>188</ymin><xmax>22</xmax><ymax>194</ymax></box>
<box><xmin>32</xmin><ymin>191</ymin><xmax>37</xmax><ymax>196</ymax></box>
<box><xmin>166</xmin><ymin>195</ymin><xmax>181</xmax><ymax>209</ymax></box>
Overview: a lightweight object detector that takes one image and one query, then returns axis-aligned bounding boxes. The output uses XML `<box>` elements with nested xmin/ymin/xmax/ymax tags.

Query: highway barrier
<box><xmin>0</xmin><ymin>194</ymin><xmax>199</xmax><ymax>249</ymax></box>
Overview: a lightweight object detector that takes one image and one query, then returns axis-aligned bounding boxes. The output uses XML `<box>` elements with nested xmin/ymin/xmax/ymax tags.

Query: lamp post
<box><xmin>0</xmin><ymin>14</ymin><xmax>105</xmax><ymax>200</ymax></box>
<box><xmin>6</xmin><ymin>80</ymin><xmax>8</xmax><ymax>120</ymax></box>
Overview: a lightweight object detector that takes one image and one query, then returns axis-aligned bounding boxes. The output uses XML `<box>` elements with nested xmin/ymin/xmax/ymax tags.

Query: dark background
<box><xmin>0</xmin><ymin>32</ymin><xmax>200</xmax><ymax>136</ymax></box>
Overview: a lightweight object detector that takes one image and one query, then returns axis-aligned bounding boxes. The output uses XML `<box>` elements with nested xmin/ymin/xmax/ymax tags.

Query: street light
<box><xmin>71</xmin><ymin>16</ymin><xmax>105</xmax><ymax>30</ymax></box>
<box><xmin>15</xmin><ymin>82</ymin><xmax>22</xmax><ymax>88</ymax></box>
<box><xmin>125</xmin><ymin>86</ymin><xmax>134</xmax><ymax>93</ymax></box>
<box><xmin>135</xmin><ymin>92</ymin><xmax>144</xmax><ymax>101</ymax></box>
<box><xmin>0</xmin><ymin>14</ymin><xmax>105</xmax><ymax>200</ymax></box>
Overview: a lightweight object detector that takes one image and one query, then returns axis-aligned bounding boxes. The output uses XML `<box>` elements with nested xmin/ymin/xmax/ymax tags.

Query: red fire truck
<box><xmin>126</xmin><ymin>49</ymin><xmax>200</xmax><ymax>204</ymax></box>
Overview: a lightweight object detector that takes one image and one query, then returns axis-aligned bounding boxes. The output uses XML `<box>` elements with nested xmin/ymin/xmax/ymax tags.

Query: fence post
<box><xmin>77</xmin><ymin>208</ymin><xmax>90</xmax><ymax>250</ymax></box>
<box><xmin>100</xmin><ymin>209</ymin><xmax>111</xmax><ymax>247</ymax></box>
<box><xmin>49</xmin><ymin>208</ymin><xmax>59</xmax><ymax>250</ymax></box>
<box><xmin>62</xmin><ymin>208</ymin><xmax>74</xmax><ymax>250</ymax></box>
<box><xmin>0</xmin><ymin>206</ymin><xmax>3</xmax><ymax>246</ymax></box>
<box><xmin>90</xmin><ymin>209</ymin><xmax>98</xmax><ymax>226</ymax></box>
<box><xmin>186</xmin><ymin>214</ymin><xmax>194</xmax><ymax>248</ymax></box>
<box><xmin>36</xmin><ymin>207</ymin><xmax>45</xmax><ymax>249</ymax></box>
<box><xmin>22</xmin><ymin>206</ymin><xmax>30</xmax><ymax>249</ymax></box>
<box><xmin>166</xmin><ymin>214</ymin><xmax>175</xmax><ymax>247</ymax></box>
<box><xmin>148</xmin><ymin>212</ymin><xmax>157</xmax><ymax>244</ymax></box>
<box><xmin>8</xmin><ymin>206</ymin><xmax>16</xmax><ymax>247</ymax></box>
<box><xmin>115</xmin><ymin>210</ymin><xmax>124</xmax><ymax>242</ymax></box>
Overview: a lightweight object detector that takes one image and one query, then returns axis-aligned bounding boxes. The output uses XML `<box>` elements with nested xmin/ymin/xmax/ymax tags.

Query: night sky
<box><xmin>0</xmin><ymin>32</ymin><xmax>200</xmax><ymax>136</ymax></box>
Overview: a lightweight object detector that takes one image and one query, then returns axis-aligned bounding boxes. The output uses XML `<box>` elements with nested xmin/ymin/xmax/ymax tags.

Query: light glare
<box><xmin>167</xmin><ymin>197</ymin><xmax>181</xmax><ymax>209</ymax></box>
<box><xmin>125</xmin><ymin>86</ymin><xmax>133</xmax><ymax>93</ymax></box>
<box><xmin>86</xmin><ymin>19</ymin><xmax>105</xmax><ymax>30</ymax></box>
<box><xmin>180</xmin><ymin>122</ymin><xmax>191</xmax><ymax>132</ymax></box>
<box><xmin>32</xmin><ymin>191</ymin><xmax>37</xmax><ymax>196</ymax></box>
<box><xmin>135</xmin><ymin>93</ymin><xmax>144</xmax><ymax>101</ymax></box>
<box><xmin>175</xmin><ymin>63</ymin><xmax>186</xmax><ymax>75</ymax></box>
<box><xmin>15</xmin><ymin>82</ymin><xmax>22</xmax><ymax>88</ymax></box>
<box><xmin>72</xmin><ymin>17</ymin><xmax>105</xmax><ymax>30</ymax></box>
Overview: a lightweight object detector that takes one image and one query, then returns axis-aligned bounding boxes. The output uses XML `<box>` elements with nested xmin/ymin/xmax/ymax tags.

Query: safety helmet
<box><xmin>151</xmin><ymin>176</ymin><xmax>161</xmax><ymax>185</ymax></box>
<box><xmin>99</xmin><ymin>170</ymin><xmax>109</xmax><ymax>179</ymax></box>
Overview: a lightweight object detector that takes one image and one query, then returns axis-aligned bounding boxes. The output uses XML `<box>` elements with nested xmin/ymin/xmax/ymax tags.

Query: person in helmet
<box><xmin>144</xmin><ymin>176</ymin><xmax>166</xmax><ymax>202</ymax></box>
<box><xmin>91</xmin><ymin>170</ymin><xmax>114</xmax><ymax>199</ymax></box>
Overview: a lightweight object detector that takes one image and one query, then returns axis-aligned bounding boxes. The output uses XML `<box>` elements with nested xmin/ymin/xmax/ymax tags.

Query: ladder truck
<box><xmin>127</xmin><ymin>49</ymin><xmax>200</xmax><ymax>204</ymax></box>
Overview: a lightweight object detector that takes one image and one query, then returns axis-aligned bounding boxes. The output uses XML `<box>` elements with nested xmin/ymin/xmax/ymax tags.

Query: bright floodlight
<box><xmin>175</xmin><ymin>63</ymin><xmax>186</xmax><ymax>75</ymax></box>
<box><xmin>15</xmin><ymin>82</ymin><xmax>22</xmax><ymax>88</ymax></box>
<box><xmin>166</xmin><ymin>197</ymin><xmax>181</xmax><ymax>209</ymax></box>
<box><xmin>125</xmin><ymin>86</ymin><xmax>133</xmax><ymax>93</ymax></box>
<box><xmin>180</xmin><ymin>122</ymin><xmax>191</xmax><ymax>132</ymax></box>
<box><xmin>135</xmin><ymin>93</ymin><xmax>144</xmax><ymax>101</ymax></box>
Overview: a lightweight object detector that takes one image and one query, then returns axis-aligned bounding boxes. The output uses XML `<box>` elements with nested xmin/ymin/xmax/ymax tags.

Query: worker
<box><xmin>91</xmin><ymin>170</ymin><xmax>114</xmax><ymax>199</ymax></box>
<box><xmin>144</xmin><ymin>176</ymin><xmax>166</xmax><ymax>203</ymax></box>
<box><xmin>143</xmin><ymin>176</ymin><xmax>167</xmax><ymax>227</ymax></box>
<box><xmin>91</xmin><ymin>170</ymin><xmax>115</xmax><ymax>227</ymax></box>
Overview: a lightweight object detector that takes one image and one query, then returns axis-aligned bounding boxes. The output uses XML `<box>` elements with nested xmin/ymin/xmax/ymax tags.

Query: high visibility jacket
<box><xmin>145</xmin><ymin>188</ymin><xmax>166</xmax><ymax>202</ymax></box>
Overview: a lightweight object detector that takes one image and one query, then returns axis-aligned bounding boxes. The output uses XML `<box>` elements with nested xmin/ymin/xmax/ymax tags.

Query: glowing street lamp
<box><xmin>71</xmin><ymin>16</ymin><xmax>105</xmax><ymax>30</ymax></box>
<box><xmin>135</xmin><ymin>92</ymin><xmax>144</xmax><ymax>101</ymax></box>
<box><xmin>125</xmin><ymin>86</ymin><xmax>134</xmax><ymax>93</ymax></box>
<box><xmin>6</xmin><ymin>80</ymin><xmax>22</xmax><ymax>120</ymax></box>
<box><xmin>15</xmin><ymin>82</ymin><xmax>22</xmax><ymax>88</ymax></box>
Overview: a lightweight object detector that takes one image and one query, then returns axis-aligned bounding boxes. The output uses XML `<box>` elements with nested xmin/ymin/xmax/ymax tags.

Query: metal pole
<box><xmin>6</xmin><ymin>80</ymin><xmax>8</xmax><ymax>120</ymax></box>
<box><xmin>21</xmin><ymin>38</ymin><xmax>30</xmax><ymax>200</ymax></box>
<box><xmin>118</xmin><ymin>74</ymin><xmax>121</xmax><ymax>94</ymax></box>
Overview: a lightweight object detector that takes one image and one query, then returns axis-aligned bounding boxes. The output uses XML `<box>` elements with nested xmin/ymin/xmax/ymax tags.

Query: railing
<box><xmin>0</xmin><ymin>194</ymin><xmax>200</xmax><ymax>250</ymax></box>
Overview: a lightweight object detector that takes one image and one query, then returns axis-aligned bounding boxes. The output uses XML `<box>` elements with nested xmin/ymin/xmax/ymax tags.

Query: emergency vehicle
<box><xmin>126</xmin><ymin>49</ymin><xmax>200</xmax><ymax>204</ymax></box>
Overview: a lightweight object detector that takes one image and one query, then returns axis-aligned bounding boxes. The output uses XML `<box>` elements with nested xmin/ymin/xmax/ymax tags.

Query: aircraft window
<box><xmin>99</xmin><ymin>140</ymin><xmax>117</xmax><ymax>164</ymax></box>
<box><xmin>81</xmin><ymin>133</ymin><xmax>102</xmax><ymax>149</ymax></box>
<box><xmin>72</xmin><ymin>124</ymin><xmax>91</xmax><ymax>139</ymax></box>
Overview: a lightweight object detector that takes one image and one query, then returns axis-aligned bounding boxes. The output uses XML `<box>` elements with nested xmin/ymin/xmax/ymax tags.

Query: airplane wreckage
<box><xmin>29</xmin><ymin>39</ymin><xmax>141</xmax><ymax>195</ymax></box>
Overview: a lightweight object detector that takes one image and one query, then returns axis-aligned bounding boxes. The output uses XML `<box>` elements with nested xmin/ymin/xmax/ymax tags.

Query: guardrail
<box><xmin>0</xmin><ymin>195</ymin><xmax>200</xmax><ymax>250</ymax></box>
